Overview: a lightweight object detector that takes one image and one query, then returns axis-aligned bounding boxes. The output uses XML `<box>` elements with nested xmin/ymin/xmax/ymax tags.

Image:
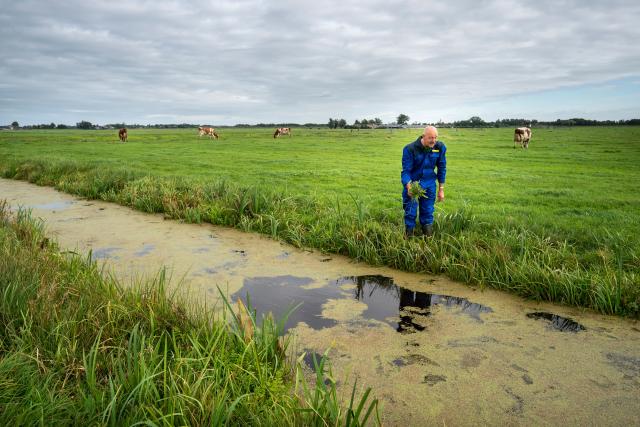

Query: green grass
<box><xmin>0</xmin><ymin>127</ymin><xmax>638</xmax><ymax>317</ymax></box>
<box><xmin>0</xmin><ymin>203</ymin><xmax>379</xmax><ymax>425</ymax></box>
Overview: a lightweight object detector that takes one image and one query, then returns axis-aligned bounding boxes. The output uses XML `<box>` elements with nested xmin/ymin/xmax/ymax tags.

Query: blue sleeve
<box><xmin>401</xmin><ymin>146</ymin><xmax>413</xmax><ymax>186</ymax></box>
<box><xmin>437</xmin><ymin>145</ymin><xmax>447</xmax><ymax>184</ymax></box>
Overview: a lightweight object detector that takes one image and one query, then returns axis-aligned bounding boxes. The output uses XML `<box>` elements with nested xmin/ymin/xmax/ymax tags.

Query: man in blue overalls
<box><xmin>401</xmin><ymin>126</ymin><xmax>447</xmax><ymax>237</ymax></box>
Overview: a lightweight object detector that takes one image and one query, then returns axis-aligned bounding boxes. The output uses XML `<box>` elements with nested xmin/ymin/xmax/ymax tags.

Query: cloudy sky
<box><xmin>1</xmin><ymin>0</ymin><xmax>639</xmax><ymax>126</ymax></box>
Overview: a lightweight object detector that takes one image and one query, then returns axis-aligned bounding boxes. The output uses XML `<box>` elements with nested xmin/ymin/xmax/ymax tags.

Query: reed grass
<box><xmin>0</xmin><ymin>203</ymin><xmax>379</xmax><ymax>425</ymax></box>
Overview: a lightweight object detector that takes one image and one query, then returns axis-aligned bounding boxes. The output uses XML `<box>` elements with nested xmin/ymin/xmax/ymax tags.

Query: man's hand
<box><xmin>406</xmin><ymin>183</ymin><xmax>412</xmax><ymax>196</ymax></box>
<box><xmin>437</xmin><ymin>188</ymin><xmax>445</xmax><ymax>202</ymax></box>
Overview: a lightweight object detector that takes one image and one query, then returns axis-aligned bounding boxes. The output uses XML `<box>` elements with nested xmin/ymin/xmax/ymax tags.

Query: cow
<box><xmin>273</xmin><ymin>127</ymin><xmax>292</xmax><ymax>138</ymax></box>
<box><xmin>513</xmin><ymin>125</ymin><xmax>532</xmax><ymax>149</ymax></box>
<box><xmin>198</xmin><ymin>126</ymin><xmax>219</xmax><ymax>140</ymax></box>
<box><xmin>118</xmin><ymin>128</ymin><xmax>128</xmax><ymax>142</ymax></box>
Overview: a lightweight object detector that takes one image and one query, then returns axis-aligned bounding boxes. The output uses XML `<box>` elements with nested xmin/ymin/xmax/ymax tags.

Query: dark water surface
<box><xmin>526</xmin><ymin>312</ymin><xmax>586</xmax><ymax>332</ymax></box>
<box><xmin>233</xmin><ymin>274</ymin><xmax>494</xmax><ymax>333</ymax></box>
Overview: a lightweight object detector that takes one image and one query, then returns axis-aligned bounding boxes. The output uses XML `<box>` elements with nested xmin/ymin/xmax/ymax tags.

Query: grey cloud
<box><xmin>1</xmin><ymin>0</ymin><xmax>639</xmax><ymax>124</ymax></box>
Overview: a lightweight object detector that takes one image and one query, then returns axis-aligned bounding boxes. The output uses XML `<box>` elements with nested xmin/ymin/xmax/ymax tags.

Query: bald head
<box><xmin>421</xmin><ymin>126</ymin><xmax>438</xmax><ymax>148</ymax></box>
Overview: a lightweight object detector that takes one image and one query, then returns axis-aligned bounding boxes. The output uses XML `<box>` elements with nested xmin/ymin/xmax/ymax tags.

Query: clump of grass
<box><xmin>407</xmin><ymin>181</ymin><xmax>426</xmax><ymax>200</ymax></box>
<box><xmin>0</xmin><ymin>204</ymin><xmax>380</xmax><ymax>425</ymax></box>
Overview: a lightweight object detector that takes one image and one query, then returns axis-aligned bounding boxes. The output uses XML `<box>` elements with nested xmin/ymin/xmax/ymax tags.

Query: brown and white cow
<box><xmin>198</xmin><ymin>126</ymin><xmax>219</xmax><ymax>140</ymax></box>
<box><xmin>273</xmin><ymin>127</ymin><xmax>291</xmax><ymax>138</ymax></box>
<box><xmin>513</xmin><ymin>126</ymin><xmax>532</xmax><ymax>149</ymax></box>
<box><xmin>118</xmin><ymin>128</ymin><xmax>128</xmax><ymax>142</ymax></box>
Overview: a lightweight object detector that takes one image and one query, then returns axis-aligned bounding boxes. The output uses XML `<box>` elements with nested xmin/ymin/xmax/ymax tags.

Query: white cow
<box><xmin>513</xmin><ymin>126</ymin><xmax>532</xmax><ymax>149</ymax></box>
<box><xmin>273</xmin><ymin>127</ymin><xmax>292</xmax><ymax>138</ymax></box>
<box><xmin>198</xmin><ymin>126</ymin><xmax>219</xmax><ymax>140</ymax></box>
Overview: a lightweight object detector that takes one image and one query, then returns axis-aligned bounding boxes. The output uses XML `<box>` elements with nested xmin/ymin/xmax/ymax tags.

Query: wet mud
<box><xmin>2</xmin><ymin>178</ymin><xmax>639</xmax><ymax>426</ymax></box>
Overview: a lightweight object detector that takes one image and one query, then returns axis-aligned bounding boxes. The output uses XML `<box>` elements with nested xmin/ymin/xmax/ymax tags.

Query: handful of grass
<box><xmin>408</xmin><ymin>181</ymin><xmax>426</xmax><ymax>200</ymax></box>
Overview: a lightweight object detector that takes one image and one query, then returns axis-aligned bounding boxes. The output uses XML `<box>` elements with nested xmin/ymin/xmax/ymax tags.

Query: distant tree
<box><xmin>397</xmin><ymin>114</ymin><xmax>410</xmax><ymax>125</ymax></box>
<box><xmin>328</xmin><ymin>118</ymin><xmax>335</xmax><ymax>129</ymax></box>
<box><xmin>374</xmin><ymin>118</ymin><xmax>383</xmax><ymax>126</ymax></box>
<box><xmin>76</xmin><ymin>120</ymin><xmax>93</xmax><ymax>129</ymax></box>
<box><xmin>338</xmin><ymin>118</ymin><xmax>347</xmax><ymax>128</ymax></box>
<box><xmin>469</xmin><ymin>116</ymin><xmax>486</xmax><ymax>126</ymax></box>
<box><xmin>11</xmin><ymin>121</ymin><xmax>19</xmax><ymax>128</ymax></box>
<box><xmin>56</xmin><ymin>124</ymin><xmax>68</xmax><ymax>129</ymax></box>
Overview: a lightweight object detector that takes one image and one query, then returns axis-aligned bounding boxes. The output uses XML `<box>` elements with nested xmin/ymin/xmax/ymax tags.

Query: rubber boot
<box><xmin>404</xmin><ymin>227</ymin><xmax>415</xmax><ymax>239</ymax></box>
<box><xmin>422</xmin><ymin>224</ymin><xmax>433</xmax><ymax>238</ymax></box>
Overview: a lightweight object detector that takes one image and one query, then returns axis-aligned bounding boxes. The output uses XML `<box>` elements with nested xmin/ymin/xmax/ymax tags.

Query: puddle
<box><xmin>526</xmin><ymin>312</ymin><xmax>586</xmax><ymax>332</ymax></box>
<box><xmin>337</xmin><ymin>275</ymin><xmax>493</xmax><ymax>332</ymax></box>
<box><xmin>233</xmin><ymin>274</ymin><xmax>492</xmax><ymax>334</ymax></box>
<box><xmin>234</xmin><ymin>275</ymin><xmax>340</xmax><ymax>331</ymax></box>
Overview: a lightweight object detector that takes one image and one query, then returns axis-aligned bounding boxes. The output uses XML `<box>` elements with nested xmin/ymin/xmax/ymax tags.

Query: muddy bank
<box><xmin>2</xmin><ymin>178</ymin><xmax>639</xmax><ymax>426</ymax></box>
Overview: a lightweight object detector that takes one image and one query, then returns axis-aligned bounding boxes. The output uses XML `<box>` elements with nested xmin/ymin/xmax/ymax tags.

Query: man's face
<box><xmin>422</xmin><ymin>130</ymin><xmax>438</xmax><ymax>148</ymax></box>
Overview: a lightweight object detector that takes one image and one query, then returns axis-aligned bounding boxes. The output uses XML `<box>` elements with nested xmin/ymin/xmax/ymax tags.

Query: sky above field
<box><xmin>1</xmin><ymin>0</ymin><xmax>639</xmax><ymax>126</ymax></box>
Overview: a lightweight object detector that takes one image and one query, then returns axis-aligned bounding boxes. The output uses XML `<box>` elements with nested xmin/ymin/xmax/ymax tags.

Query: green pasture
<box><xmin>0</xmin><ymin>126</ymin><xmax>639</xmax><ymax>316</ymax></box>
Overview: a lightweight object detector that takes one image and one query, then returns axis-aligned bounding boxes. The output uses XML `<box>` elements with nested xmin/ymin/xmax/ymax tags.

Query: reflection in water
<box><xmin>233</xmin><ymin>275</ymin><xmax>339</xmax><ymax>332</ymax></box>
<box><xmin>340</xmin><ymin>275</ymin><xmax>494</xmax><ymax>333</ymax></box>
<box><xmin>234</xmin><ymin>274</ymin><xmax>494</xmax><ymax>335</ymax></box>
<box><xmin>526</xmin><ymin>312</ymin><xmax>585</xmax><ymax>332</ymax></box>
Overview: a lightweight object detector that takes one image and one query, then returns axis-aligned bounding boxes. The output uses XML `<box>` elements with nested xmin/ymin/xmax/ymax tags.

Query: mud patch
<box><xmin>526</xmin><ymin>312</ymin><xmax>585</xmax><ymax>332</ymax></box>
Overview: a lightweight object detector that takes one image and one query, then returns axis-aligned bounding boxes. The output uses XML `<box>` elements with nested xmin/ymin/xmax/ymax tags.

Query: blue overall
<box><xmin>401</xmin><ymin>137</ymin><xmax>447</xmax><ymax>230</ymax></box>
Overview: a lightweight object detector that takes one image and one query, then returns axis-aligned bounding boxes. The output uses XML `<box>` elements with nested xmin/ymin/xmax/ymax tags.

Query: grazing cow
<box><xmin>198</xmin><ymin>126</ymin><xmax>219</xmax><ymax>140</ymax></box>
<box><xmin>273</xmin><ymin>127</ymin><xmax>292</xmax><ymax>138</ymax></box>
<box><xmin>118</xmin><ymin>128</ymin><xmax>128</xmax><ymax>142</ymax></box>
<box><xmin>513</xmin><ymin>126</ymin><xmax>532</xmax><ymax>149</ymax></box>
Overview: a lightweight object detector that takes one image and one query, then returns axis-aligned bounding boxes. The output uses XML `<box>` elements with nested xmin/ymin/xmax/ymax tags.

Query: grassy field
<box><xmin>0</xmin><ymin>126</ymin><xmax>638</xmax><ymax>316</ymax></box>
<box><xmin>0</xmin><ymin>204</ymin><xmax>379</xmax><ymax>425</ymax></box>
